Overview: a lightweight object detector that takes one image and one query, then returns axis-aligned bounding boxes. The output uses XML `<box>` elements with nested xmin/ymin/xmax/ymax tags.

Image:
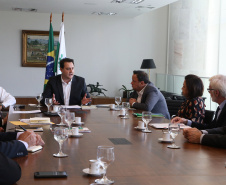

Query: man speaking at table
<box><xmin>0</xmin><ymin>131</ymin><xmax>45</xmax><ymax>184</ymax></box>
<box><xmin>129</xmin><ymin>70</ymin><xmax>170</xmax><ymax>119</ymax></box>
<box><xmin>42</xmin><ymin>58</ymin><xmax>91</xmax><ymax>106</ymax></box>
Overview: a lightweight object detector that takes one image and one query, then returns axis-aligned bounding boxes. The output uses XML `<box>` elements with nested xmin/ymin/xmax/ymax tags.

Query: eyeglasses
<box><xmin>207</xmin><ymin>88</ymin><xmax>215</xmax><ymax>92</ymax></box>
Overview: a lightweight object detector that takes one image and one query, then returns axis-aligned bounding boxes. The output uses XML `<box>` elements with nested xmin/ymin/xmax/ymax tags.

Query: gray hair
<box><xmin>209</xmin><ymin>74</ymin><xmax>226</xmax><ymax>98</ymax></box>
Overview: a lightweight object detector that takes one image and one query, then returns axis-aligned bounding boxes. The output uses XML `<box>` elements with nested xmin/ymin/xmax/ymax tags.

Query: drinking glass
<box><xmin>115</xmin><ymin>96</ymin><xmax>121</xmax><ymax>109</ymax></box>
<box><xmin>36</xmin><ymin>94</ymin><xmax>43</xmax><ymax>107</ymax></box>
<box><xmin>95</xmin><ymin>146</ymin><xmax>115</xmax><ymax>184</ymax></box>
<box><xmin>71</xmin><ymin>112</ymin><xmax>75</xmax><ymax>123</ymax></box>
<box><xmin>65</xmin><ymin>111</ymin><xmax>73</xmax><ymax>134</ymax></box>
<box><xmin>142</xmin><ymin>111</ymin><xmax>152</xmax><ymax>133</ymax></box>
<box><xmin>56</xmin><ymin>106</ymin><xmax>66</xmax><ymax>126</ymax></box>
<box><xmin>167</xmin><ymin>123</ymin><xmax>180</xmax><ymax>149</ymax></box>
<box><xmin>53</xmin><ymin>127</ymin><xmax>68</xmax><ymax>157</ymax></box>
<box><xmin>121</xmin><ymin>102</ymin><xmax>130</xmax><ymax>119</ymax></box>
<box><xmin>45</xmin><ymin>98</ymin><xmax>52</xmax><ymax>113</ymax></box>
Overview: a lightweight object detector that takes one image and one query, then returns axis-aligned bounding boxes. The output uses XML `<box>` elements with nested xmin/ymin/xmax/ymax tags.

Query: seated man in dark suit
<box><xmin>183</xmin><ymin>126</ymin><xmax>226</xmax><ymax>148</ymax></box>
<box><xmin>0</xmin><ymin>130</ymin><xmax>45</xmax><ymax>184</ymax></box>
<box><xmin>129</xmin><ymin>70</ymin><xmax>170</xmax><ymax>119</ymax></box>
<box><xmin>41</xmin><ymin>58</ymin><xmax>91</xmax><ymax>106</ymax></box>
<box><xmin>172</xmin><ymin>74</ymin><xmax>226</xmax><ymax>129</ymax></box>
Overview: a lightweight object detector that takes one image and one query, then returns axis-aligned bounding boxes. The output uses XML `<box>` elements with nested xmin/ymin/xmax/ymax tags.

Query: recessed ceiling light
<box><xmin>92</xmin><ymin>12</ymin><xmax>117</xmax><ymax>16</ymax></box>
<box><xmin>12</xmin><ymin>8</ymin><xmax>37</xmax><ymax>12</ymax></box>
<box><xmin>131</xmin><ymin>0</ymin><xmax>144</xmax><ymax>4</ymax></box>
<box><xmin>108</xmin><ymin>12</ymin><xmax>117</xmax><ymax>15</ymax></box>
<box><xmin>111</xmin><ymin>0</ymin><xmax>126</xmax><ymax>3</ymax></box>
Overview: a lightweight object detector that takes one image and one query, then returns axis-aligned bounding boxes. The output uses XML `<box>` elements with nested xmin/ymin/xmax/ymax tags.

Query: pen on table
<box><xmin>19</xmin><ymin>125</ymin><xmax>27</xmax><ymax>131</ymax></box>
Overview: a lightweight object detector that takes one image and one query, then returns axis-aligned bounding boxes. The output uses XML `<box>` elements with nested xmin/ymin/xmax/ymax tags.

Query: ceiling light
<box><xmin>131</xmin><ymin>0</ymin><xmax>144</xmax><ymax>4</ymax></box>
<box><xmin>111</xmin><ymin>0</ymin><xmax>126</xmax><ymax>3</ymax></box>
<box><xmin>12</xmin><ymin>8</ymin><xmax>37</xmax><ymax>12</ymax></box>
<box><xmin>92</xmin><ymin>12</ymin><xmax>117</xmax><ymax>16</ymax></box>
<box><xmin>108</xmin><ymin>12</ymin><xmax>117</xmax><ymax>15</ymax></box>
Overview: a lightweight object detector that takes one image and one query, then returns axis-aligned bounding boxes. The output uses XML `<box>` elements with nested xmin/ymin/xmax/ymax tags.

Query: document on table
<box><xmin>81</xmin><ymin>105</ymin><xmax>97</xmax><ymax>110</ymax></box>
<box><xmin>12</xmin><ymin>110</ymin><xmax>41</xmax><ymax>114</ymax></box>
<box><xmin>150</xmin><ymin>123</ymin><xmax>191</xmax><ymax>129</ymax></box>
<box><xmin>62</xmin><ymin>105</ymin><xmax>81</xmax><ymax>109</ymax></box>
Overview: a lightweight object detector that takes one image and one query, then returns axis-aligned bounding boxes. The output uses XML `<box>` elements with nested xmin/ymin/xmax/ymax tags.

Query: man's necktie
<box><xmin>214</xmin><ymin>106</ymin><xmax>220</xmax><ymax>121</ymax></box>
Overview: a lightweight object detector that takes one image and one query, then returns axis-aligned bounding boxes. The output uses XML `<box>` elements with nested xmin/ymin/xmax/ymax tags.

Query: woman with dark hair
<box><xmin>177</xmin><ymin>74</ymin><xmax>205</xmax><ymax>124</ymax></box>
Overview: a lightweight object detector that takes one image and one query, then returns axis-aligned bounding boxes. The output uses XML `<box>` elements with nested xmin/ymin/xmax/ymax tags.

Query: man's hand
<box><xmin>81</xmin><ymin>93</ymin><xmax>92</xmax><ymax>105</ymax></box>
<box><xmin>18</xmin><ymin>131</ymin><xmax>45</xmax><ymax>147</ymax></box>
<box><xmin>52</xmin><ymin>94</ymin><xmax>60</xmax><ymax>105</ymax></box>
<box><xmin>171</xmin><ymin>116</ymin><xmax>188</xmax><ymax>124</ymax></box>
<box><xmin>129</xmin><ymin>98</ymin><xmax>136</xmax><ymax>107</ymax></box>
<box><xmin>183</xmin><ymin>128</ymin><xmax>202</xmax><ymax>144</ymax></box>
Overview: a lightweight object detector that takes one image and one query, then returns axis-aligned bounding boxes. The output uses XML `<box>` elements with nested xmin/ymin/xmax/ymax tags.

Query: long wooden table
<box><xmin>7</xmin><ymin>107</ymin><xmax>226</xmax><ymax>185</ymax></box>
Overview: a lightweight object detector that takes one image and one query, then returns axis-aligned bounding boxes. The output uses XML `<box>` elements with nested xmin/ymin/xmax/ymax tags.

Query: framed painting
<box><xmin>22</xmin><ymin>30</ymin><xmax>59</xmax><ymax>67</ymax></box>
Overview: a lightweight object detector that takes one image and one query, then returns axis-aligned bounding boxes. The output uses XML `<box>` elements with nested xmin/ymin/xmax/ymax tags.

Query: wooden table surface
<box><xmin>7</xmin><ymin>107</ymin><xmax>226</xmax><ymax>185</ymax></box>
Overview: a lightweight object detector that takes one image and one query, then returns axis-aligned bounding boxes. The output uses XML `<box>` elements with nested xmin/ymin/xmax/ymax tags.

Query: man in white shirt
<box><xmin>41</xmin><ymin>58</ymin><xmax>91</xmax><ymax>106</ymax></box>
<box><xmin>0</xmin><ymin>87</ymin><xmax>16</xmax><ymax>131</ymax></box>
<box><xmin>0</xmin><ymin>86</ymin><xmax>16</xmax><ymax>110</ymax></box>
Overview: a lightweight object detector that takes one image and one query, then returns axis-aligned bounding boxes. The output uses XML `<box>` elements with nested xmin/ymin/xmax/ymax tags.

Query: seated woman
<box><xmin>176</xmin><ymin>74</ymin><xmax>205</xmax><ymax>124</ymax></box>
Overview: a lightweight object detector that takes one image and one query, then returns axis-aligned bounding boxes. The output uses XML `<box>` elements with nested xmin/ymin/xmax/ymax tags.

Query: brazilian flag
<box><xmin>44</xmin><ymin>22</ymin><xmax>55</xmax><ymax>90</ymax></box>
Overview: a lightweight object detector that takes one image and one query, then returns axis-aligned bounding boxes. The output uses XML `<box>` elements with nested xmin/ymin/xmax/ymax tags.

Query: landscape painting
<box><xmin>22</xmin><ymin>30</ymin><xmax>59</xmax><ymax>67</ymax></box>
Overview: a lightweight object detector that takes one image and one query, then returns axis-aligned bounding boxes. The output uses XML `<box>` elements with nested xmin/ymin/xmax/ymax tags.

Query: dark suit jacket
<box><xmin>0</xmin><ymin>132</ymin><xmax>28</xmax><ymax>158</ymax></box>
<box><xmin>191</xmin><ymin>103</ymin><xmax>226</xmax><ymax>130</ymax></box>
<box><xmin>202</xmin><ymin>126</ymin><xmax>226</xmax><ymax>148</ymax></box>
<box><xmin>41</xmin><ymin>75</ymin><xmax>90</xmax><ymax>105</ymax></box>
<box><xmin>130</xmin><ymin>83</ymin><xmax>170</xmax><ymax>119</ymax></box>
<box><xmin>0</xmin><ymin>132</ymin><xmax>27</xmax><ymax>184</ymax></box>
<box><xmin>0</xmin><ymin>152</ymin><xmax>21</xmax><ymax>185</ymax></box>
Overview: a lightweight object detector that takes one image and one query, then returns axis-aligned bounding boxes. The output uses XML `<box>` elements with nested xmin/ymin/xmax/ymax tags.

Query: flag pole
<box><xmin>62</xmin><ymin>12</ymin><xmax>64</xmax><ymax>22</ymax></box>
<box><xmin>50</xmin><ymin>13</ymin><xmax>52</xmax><ymax>23</ymax></box>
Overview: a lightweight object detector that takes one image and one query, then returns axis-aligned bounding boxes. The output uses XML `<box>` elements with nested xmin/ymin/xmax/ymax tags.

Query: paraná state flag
<box><xmin>54</xmin><ymin>22</ymin><xmax>66</xmax><ymax>75</ymax></box>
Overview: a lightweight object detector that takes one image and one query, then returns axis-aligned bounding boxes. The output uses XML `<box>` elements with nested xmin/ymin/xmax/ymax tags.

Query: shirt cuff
<box><xmin>200</xmin><ymin>134</ymin><xmax>205</xmax><ymax>144</ymax></box>
<box><xmin>132</xmin><ymin>102</ymin><xmax>136</xmax><ymax>107</ymax></box>
<box><xmin>187</xmin><ymin>120</ymin><xmax>192</xmax><ymax>126</ymax></box>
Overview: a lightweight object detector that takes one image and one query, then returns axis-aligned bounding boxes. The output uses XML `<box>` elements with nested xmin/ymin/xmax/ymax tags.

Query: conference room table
<box><xmin>6</xmin><ymin>106</ymin><xmax>226</xmax><ymax>185</ymax></box>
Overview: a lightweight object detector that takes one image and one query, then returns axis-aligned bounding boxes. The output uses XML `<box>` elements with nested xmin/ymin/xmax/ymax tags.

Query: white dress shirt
<box><xmin>136</xmin><ymin>85</ymin><xmax>147</xmax><ymax>103</ymax></box>
<box><xmin>61</xmin><ymin>76</ymin><xmax>72</xmax><ymax>106</ymax></box>
<box><xmin>0</xmin><ymin>87</ymin><xmax>16</xmax><ymax>108</ymax></box>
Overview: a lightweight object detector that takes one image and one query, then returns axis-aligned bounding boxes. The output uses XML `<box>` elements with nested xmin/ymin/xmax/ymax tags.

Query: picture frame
<box><xmin>22</xmin><ymin>30</ymin><xmax>59</xmax><ymax>67</ymax></box>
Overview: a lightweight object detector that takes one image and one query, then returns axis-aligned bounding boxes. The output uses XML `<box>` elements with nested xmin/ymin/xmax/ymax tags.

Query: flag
<box><xmin>44</xmin><ymin>22</ymin><xmax>55</xmax><ymax>90</ymax></box>
<box><xmin>54</xmin><ymin>22</ymin><xmax>66</xmax><ymax>75</ymax></box>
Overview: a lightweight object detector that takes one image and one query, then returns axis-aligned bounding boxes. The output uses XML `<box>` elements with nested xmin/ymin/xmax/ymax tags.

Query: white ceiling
<box><xmin>0</xmin><ymin>0</ymin><xmax>178</xmax><ymax>17</ymax></box>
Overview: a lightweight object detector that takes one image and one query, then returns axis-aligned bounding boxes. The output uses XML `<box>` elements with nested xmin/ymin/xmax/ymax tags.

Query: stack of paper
<box><xmin>79</xmin><ymin>127</ymin><xmax>91</xmax><ymax>133</ymax></box>
<box><xmin>150</xmin><ymin>123</ymin><xmax>191</xmax><ymax>129</ymax></box>
<box><xmin>30</xmin><ymin>117</ymin><xmax>50</xmax><ymax>124</ymax></box>
<box><xmin>81</xmin><ymin>105</ymin><xmax>97</xmax><ymax>110</ymax></box>
<box><xmin>133</xmin><ymin>113</ymin><xmax>165</xmax><ymax>118</ymax></box>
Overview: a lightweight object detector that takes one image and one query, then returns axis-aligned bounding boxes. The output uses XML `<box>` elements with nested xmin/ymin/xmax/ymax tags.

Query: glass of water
<box><xmin>53</xmin><ymin>127</ymin><xmax>68</xmax><ymax>157</ymax></box>
<box><xmin>167</xmin><ymin>123</ymin><xmax>180</xmax><ymax>149</ymax></box>
<box><xmin>36</xmin><ymin>94</ymin><xmax>43</xmax><ymax>107</ymax></box>
<box><xmin>95</xmin><ymin>146</ymin><xmax>115</xmax><ymax>184</ymax></box>
<box><xmin>115</xmin><ymin>96</ymin><xmax>121</xmax><ymax>109</ymax></box>
<box><xmin>45</xmin><ymin>98</ymin><xmax>52</xmax><ymax>113</ymax></box>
